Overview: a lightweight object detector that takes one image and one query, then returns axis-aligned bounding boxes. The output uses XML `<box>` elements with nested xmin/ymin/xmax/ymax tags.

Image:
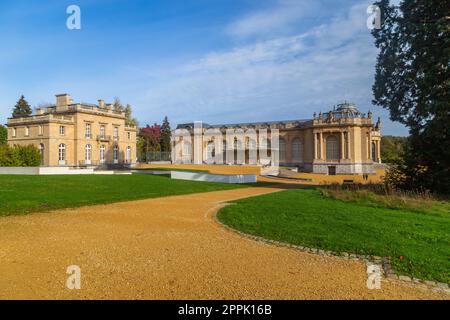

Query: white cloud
<box><xmin>132</xmin><ymin>1</ymin><xmax>407</xmax><ymax>135</ymax></box>
<box><xmin>225</xmin><ymin>0</ymin><xmax>318</xmax><ymax>39</ymax></box>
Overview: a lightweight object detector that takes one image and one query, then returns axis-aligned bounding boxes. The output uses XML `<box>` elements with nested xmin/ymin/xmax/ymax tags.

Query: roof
<box><xmin>176</xmin><ymin>119</ymin><xmax>310</xmax><ymax>130</ymax></box>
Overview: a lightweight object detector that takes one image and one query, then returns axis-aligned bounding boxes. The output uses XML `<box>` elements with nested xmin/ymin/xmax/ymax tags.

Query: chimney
<box><xmin>98</xmin><ymin>99</ymin><xmax>105</xmax><ymax>108</ymax></box>
<box><xmin>106</xmin><ymin>104</ymin><xmax>113</xmax><ymax>111</ymax></box>
<box><xmin>55</xmin><ymin>93</ymin><xmax>72</xmax><ymax>107</ymax></box>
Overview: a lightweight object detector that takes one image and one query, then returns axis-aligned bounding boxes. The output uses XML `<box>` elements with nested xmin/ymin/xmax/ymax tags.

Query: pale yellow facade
<box><xmin>7</xmin><ymin>94</ymin><xmax>137</xmax><ymax>167</ymax></box>
<box><xmin>172</xmin><ymin>103</ymin><xmax>382</xmax><ymax>175</ymax></box>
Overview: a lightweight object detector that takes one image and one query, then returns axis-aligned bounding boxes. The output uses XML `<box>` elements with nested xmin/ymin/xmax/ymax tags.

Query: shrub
<box><xmin>0</xmin><ymin>145</ymin><xmax>14</xmax><ymax>166</ymax></box>
<box><xmin>0</xmin><ymin>144</ymin><xmax>41</xmax><ymax>167</ymax></box>
<box><xmin>0</xmin><ymin>125</ymin><xmax>7</xmax><ymax>145</ymax></box>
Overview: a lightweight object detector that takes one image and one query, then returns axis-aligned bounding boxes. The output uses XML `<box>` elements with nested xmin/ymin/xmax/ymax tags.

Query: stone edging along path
<box><xmin>212</xmin><ymin>202</ymin><xmax>450</xmax><ymax>295</ymax></box>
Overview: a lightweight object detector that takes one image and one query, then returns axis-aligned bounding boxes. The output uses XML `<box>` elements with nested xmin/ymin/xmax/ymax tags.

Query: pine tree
<box><xmin>113</xmin><ymin>97</ymin><xmax>124</xmax><ymax>113</ymax></box>
<box><xmin>160</xmin><ymin>116</ymin><xmax>171</xmax><ymax>152</ymax></box>
<box><xmin>124</xmin><ymin>104</ymin><xmax>138</xmax><ymax>127</ymax></box>
<box><xmin>12</xmin><ymin>95</ymin><xmax>32</xmax><ymax>118</ymax></box>
<box><xmin>372</xmin><ymin>0</ymin><xmax>450</xmax><ymax>194</ymax></box>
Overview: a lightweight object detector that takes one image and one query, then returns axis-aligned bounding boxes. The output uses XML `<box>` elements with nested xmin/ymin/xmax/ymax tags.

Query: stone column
<box><xmin>193</xmin><ymin>121</ymin><xmax>203</xmax><ymax>164</ymax></box>
<box><xmin>346</xmin><ymin>132</ymin><xmax>350</xmax><ymax>159</ymax></box>
<box><xmin>377</xmin><ymin>141</ymin><xmax>381</xmax><ymax>163</ymax></box>
<box><xmin>340</xmin><ymin>132</ymin><xmax>345</xmax><ymax>160</ymax></box>
<box><xmin>313</xmin><ymin>132</ymin><xmax>317</xmax><ymax>160</ymax></box>
<box><xmin>319</xmin><ymin>132</ymin><xmax>323</xmax><ymax>160</ymax></box>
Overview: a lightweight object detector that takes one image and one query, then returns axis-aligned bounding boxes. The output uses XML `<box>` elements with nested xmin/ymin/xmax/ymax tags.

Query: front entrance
<box><xmin>328</xmin><ymin>166</ymin><xmax>336</xmax><ymax>176</ymax></box>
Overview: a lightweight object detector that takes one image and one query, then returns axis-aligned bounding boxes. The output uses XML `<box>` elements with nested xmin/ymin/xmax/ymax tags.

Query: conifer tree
<box><xmin>372</xmin><ymin>0</ymin><xmax>450</xmax><ymax>194</ymax></box>
<box><xmin>160</xmin><ymin>116</ymin><xmax>172</xmax><ymax>152</ymax></box>
<box><xmin>12</xmin><ymin>95</ymin><xmax>32</xmax><ymax>118</ymax></box>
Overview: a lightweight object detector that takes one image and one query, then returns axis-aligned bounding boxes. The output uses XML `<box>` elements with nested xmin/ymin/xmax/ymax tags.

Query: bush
<box><xmin>0</xmin><ymin>125</ymin><xmax>7</xmax><ymax>145</ymax></box>
<box><xmin>0</xmin><ymin>144</ymin><xmax>41</xmax><ymax>167</ymax></box>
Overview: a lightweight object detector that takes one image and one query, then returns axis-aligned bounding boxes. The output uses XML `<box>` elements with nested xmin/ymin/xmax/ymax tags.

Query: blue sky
<box><xmin>0</xmin><ymin>0</ymin><xmax>408</xmax><ymax>135</ymax></box>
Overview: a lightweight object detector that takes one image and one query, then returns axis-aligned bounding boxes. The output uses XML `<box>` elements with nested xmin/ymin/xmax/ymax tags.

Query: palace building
<box><xmin>172</xmin><ymin>102</ymin><xmax>381</xmax><ymax>175</ymax></box>
<box><xmin>6</xmin><ymin>94</ymin><xmax>137</xmax><ymax>167</ymax></box>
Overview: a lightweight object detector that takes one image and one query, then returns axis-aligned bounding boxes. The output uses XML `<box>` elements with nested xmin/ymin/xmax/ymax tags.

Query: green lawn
<box><xmin>217</xmin><ymin>188</ymin><xmax>450</xmax><ymax>284</ymax></box>
<box><xmin>0</xmin><ymin>174</ymin><xmax>248</xmax><ymax>217</ymax></box>
<box><xmin>133</xmin><ymin>167</ymin><xmax>210</xmax><ymax>173</ymax></box>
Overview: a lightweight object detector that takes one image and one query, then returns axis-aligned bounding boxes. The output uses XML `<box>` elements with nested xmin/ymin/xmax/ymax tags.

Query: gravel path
<box><xmin>0</xmin><ymin>187</ymin><xmax>447</xmax><ymax>299</ymax></box>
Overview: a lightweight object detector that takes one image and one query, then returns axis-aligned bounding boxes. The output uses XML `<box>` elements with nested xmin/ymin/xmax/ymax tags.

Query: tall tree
<box><xmin>381</xmin><ymin>136</ymin><xmax>407</xmax><ymax>164</ymax></box>
<box><xmin>124</xmin><ymin>104</ymin><xmax>138</xmax><ymax>127</ymax></box>
<box><xmin>372</xmin><ymin>0</ymin><xmax>450</xmax><ymax>194</ymax></box>
<box><xmin>139</xmin><ymin>124</ymin><xmax>161</xmax><ymax>153</ymax></box>
<box><xmin>160</xmin><ymin>116</ymin><xmax>171</xmax><ymax>152</ymax></box>
<box><xmin>12</xmin><ymin>95</ymin><xmax>32</xmax><ymax>118</ymax></box>
<box><xmin>0</xmin><ymin>125</ymin><xmax>7</xmax><ymax>145</ymax></box>
<box><xmin>113</xmin><ymin>97</ymin><xmax>124</xmax><ymax>113</ymax></box>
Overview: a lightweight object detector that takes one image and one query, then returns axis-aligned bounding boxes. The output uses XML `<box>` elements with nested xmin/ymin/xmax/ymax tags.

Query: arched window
<box><xmin>234</xmin><ymin>139</ymin><xmax>243</xmax><ymax>164</ymax></box>
<box><xmin>39</xmin><ymin>143</ymin><xmax>45</xmax><ymax>165</ymax></box>
<box><xmin>113</xmin><ymin>145</ymin><xmax>119</xmax><ymax>163</ymax></box>
<box><xmin>126</xmin><ymin>146</ymin><xmax>131</xmax><ymax>163</ymax></box>
<box><xmin>292</xmin><ymin>138</ymin><xmax>303</xmax><ymax>162</ymax></box>
<box><xmin>248</xmin><ymin>139</ymin><xmax>256</xmax><ymax>150</ymax></box>
<box><xmin>260</xmin><ymin>138</ymin><xmax>272</xmax><ymax>157</ymax></box>
<box><xmin>372</xmin><ymin>142</ymin><xmax>377</xmax><ymax>162</ymax></box>
<box><xmin>246</xmin><ymin>139</ymin><xmax>257</xmax><ymax>165</ymax></box>
<box><xmin>207</xmin><ymin>141</ymin><xmax>215</xmax><ymax>163</ymax></box>
<box><xmin>58</xmin><ymin>144</ymin><xmax>66</xmax><ymax>164</ymax></box>
<box><xmin>85</xmin><ymin>144</ymin><xmax>92</xmax><ymax>164</ymax></box>
<box><xmin>326</xmin><ymin>135</ymin><xmax>339</xmax><ymax>160</ymax></box>
<box><xmin>279</xmin><ymin>138</ymin><xmax>286</xmax><ymax>162</ymax></box>
<box><xmin>183</xmin><ymin>140</ymin><xmax>191</xmax><ymax>156</ymax></box>
<box><xmin>100</xmin><ymin>145</ymin><xmax>106</xmax><ymax>163</ymax></box>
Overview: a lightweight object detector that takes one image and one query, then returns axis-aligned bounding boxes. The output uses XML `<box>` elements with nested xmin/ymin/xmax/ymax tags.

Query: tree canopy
<box><xmin>12</xmin><ymin>95</ymin><xmax>32</xmax><ymax>118</ymax></box>
<box><xmin>372</xmin><ymin>0</ymin><xmax>450</xmax><ymax>194</ymax></box>
<box><xmin>381</xmin><ymin>136</ymin><xmax>407</xmax><ymax>164</ymax></box>
<box><xmin>160</xmin><ymin>116</ymin><xmax>171</xmax><ymax>152</ymax></box>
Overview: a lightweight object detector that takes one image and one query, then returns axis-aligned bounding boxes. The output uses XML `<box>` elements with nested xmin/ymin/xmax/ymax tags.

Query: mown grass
<box><xmin>0</xmin><ymin>174</ymin><xmax>249</xmax><ymax>217</ymax></box>
<box><xmin>217</xmin><ymin>188</ymin><xmax>450</xmax><ymax>284</ymax></box>
<box><xmin>133</xmin><ymin>167</ymin><xmax>210</xmax><ymax>173</ymax></box>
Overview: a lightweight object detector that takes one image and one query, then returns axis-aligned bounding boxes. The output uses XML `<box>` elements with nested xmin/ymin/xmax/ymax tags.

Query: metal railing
<box><xmin>97</xmin><ymin>135</ymin><xmax>112</xmax><ymax>142</ymax></box>
<box><xmin>141</xmin><ymin>151</ymin><xmax>172</xmax><ymax>162</ymax></box>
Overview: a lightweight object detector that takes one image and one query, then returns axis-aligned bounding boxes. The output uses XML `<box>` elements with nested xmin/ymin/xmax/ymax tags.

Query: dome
<box><xmin>336</xmin><ymin>102</ymin><xmax>358</xmax><ymax>111</ymax></box>
<box><xmin>332</xmin><ymin>102</ymin><xmax>363</xmax><ymax>118</ymax></box>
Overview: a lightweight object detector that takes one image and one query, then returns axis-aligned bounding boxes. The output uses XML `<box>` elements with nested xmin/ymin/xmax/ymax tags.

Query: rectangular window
<box><xmin>113</xmin><ymin>127</ymin><xmax>118</xmax><ymax>141</ymax></box>
<box><xmin>100</xmin><ymin>125</ymin><xmax>105</xmax><ymax>138</ymax></box>
<box><xmin>113</xmin><ymin>145</ymin><xmax>119</xmax><ymax>163</ymax></box>
<box><xmin>12</xmin><ymin>128</ymin><xmax>16</xmax><ymax>137</ymax></box>
<box><xmin>127</xmin><ymin>132</ymin><xmax>131</xmax><ymax>140</ymax></box>
<box><xmin>59</xmin><ymin>126</ymin><xmax>65</xmax><ymax>136</ymax></box>
<box><xmin>39</xmin><ymin>125</ymin><xmax>43</xmax><ymax>136</ymax></box>
<box><xmin>25</xmin><ymin>127</ymin><xmax>29</xmax><ymax>136</ymax></box>
<box><xmin>85</xmin><ymin>123</ymin><xmax>91</xmax><ymax>138</ymax></box>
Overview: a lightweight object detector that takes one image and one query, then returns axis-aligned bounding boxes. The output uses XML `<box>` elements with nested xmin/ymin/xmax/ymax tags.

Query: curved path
<box><xmin>0</xmin><ymin>187</ymin><xmax>447</xmax><ymax>299</ymax></box>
